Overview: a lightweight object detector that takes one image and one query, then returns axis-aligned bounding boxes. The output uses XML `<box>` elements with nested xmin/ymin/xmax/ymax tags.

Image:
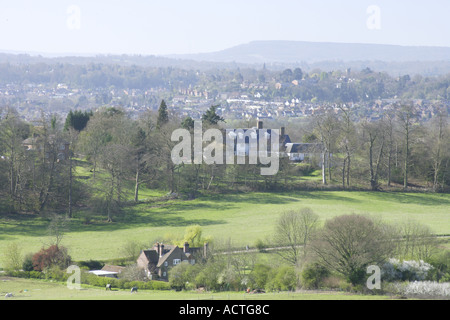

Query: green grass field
<box><xmin>1</xmin><ymin>190</ymin><xmax>449</xmax><ymax>268</ymax></box>
<box><xmin>0</xmin><ymin>277</ymin><xmax>393</xmax><ymax>300</ymax></box>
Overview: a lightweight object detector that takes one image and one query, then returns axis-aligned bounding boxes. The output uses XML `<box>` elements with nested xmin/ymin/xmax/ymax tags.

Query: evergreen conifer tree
<box><xmin>157</xmin><ymin>100</ymin><xmax>169</xmax><ymax>128</ymax></box>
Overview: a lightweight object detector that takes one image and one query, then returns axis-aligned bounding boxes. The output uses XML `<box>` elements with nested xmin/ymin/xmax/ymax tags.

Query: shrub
<box><xmin>217</xmin><ymin>267</ymin><xmax>241</xmax><ymax>291</ymax></box>
<box><xmin>116</xmin><ymin>279</ymin><xmax>170</xmax><ymax>291</ymax></box>
<box><xmin>10</xmin><ymin>268</ymin><xmax>70</xmax><ymax>282</ymax></box>
<box><xmin>120</xmin><ymin>241</ymin><xmax>144</xmax><ymax>262</ymax></box>
<box><xmin>32</xmin><ymin>245</ymin><xmax>72</xmax><ymax>272</ymax></box>
<box><xmin>440</xmin><ymin>273</ymin><xmax>450</xmax><ymax>283</ymax></box>
<box><xmin>81</xmin><ymin>272</ymin><xmax>171</xmax><ymax>291</ymax></box>
<box><xmin>390</xmin><ymin>167</ymin><xmax>404</xmax><ymax>185</ymax></box>
<box><xmin>309</xmin><ymin>214</ymin><xmax>395</xmax><ymax>285</ymax></box>
<box><xmin>301</xmin><ymin>263</ymin><xmax>330</xmax><ymax>289</ymax></box>
<box><xmin>5</xmin><ymin>268</ymin><xmax>171</xmax><ymax>291</ymax></box>
<box><xmin>388</xmin><ymin>281</ymin><xmax>450</xmax><ymax>298</ymax></box>
<box><xmin>29</xmin><ymin>271</ymin><xmax>44</xmax><ymax>279</ymax></box>
<box><xmin>119</xmin><ymin>264</ymin><xmax>147</xmax><ymax>282</ymax></box>
<box><xmin>295</xmin><ymin>163</ymin><xmax>316</xmax><ymax>176</ymax></box>
<box><xmin>266</xmin><ymin>266</ymin><xmax>298</xmax><ymax>292</ymax></box>
<box><xmin>6</xmin><ymin>270</ymin><xmax>44</xmax><ymax>279</ymax></box>
<box><xmin>249</xmin><ymin>264</ymin><xmax>272</xmax><ymax>290</ymax></box>
<box><xmin>82</xmin><ymin>273</ymin><xmax>117</xmax><ymax>288</ymax></box>
<box><xmin>22</xmin><ymin>253</ymin><xmax>35</xmax><ymax>272</ymax></box>
<box><xmin>123</xmin><ymin>281</ymin><xmax>142</xmax><ymax>290</ymax></box>
<box><xmin>150</xmin><ymin>281</ymin><xmax>171</xmax><ymax>290</ymax></box>
<box><xmin>427</xmin><ymin>251</ymin><xmax>450</xmax><ymax>282</ymax></box>
<box><xmin>382</xmin><ymin>258</ymin><xmax>434</xmax><ymax>282</ymax></box>
<box><xmin>194</xmin><ymin>261</ymin><xmax>223</xmax><ymax>291</ymax></box>
<box><xmin>169</xmin><ymin>262</ymin><xmax>194</xmax><ymax>290</ymax></box>
<box><xmin>254</xmin><ymin>239</ymin><xmax>267</xmax><ymax>252</ymax></box>
<box><xmin>321</xmin><ymin>276</ymin><xmax>347</xmax><ymax>290</ymax></box>
<box><xmin>78</xmin><ymin>260</ymin><xmax>104</xmax><ymax>271</ymax></box>
<box><xmin>347</xmin><ymin>269</ymin><xmax>368</xmax><ymax>287</ymax></box>
<box><xmin>44</xmin><ymin>266</ymin><xmax>70</xmax><ymax>282</ymax></box>
<box><xmin>4</xmin><ymin>242</ymin><xmax>23</xmax><ymax>272</ymax></box>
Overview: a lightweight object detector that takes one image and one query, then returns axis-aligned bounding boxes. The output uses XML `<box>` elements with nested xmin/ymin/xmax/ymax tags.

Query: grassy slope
<box><xmin>0</xmin><ymin>190</ymin><xmax>449</xmax><ymax>267</ymax></box>
<box><xmin>1</xmin><ymin>160</ymin><xmax>449</xmax><ymax>266</ymax></box>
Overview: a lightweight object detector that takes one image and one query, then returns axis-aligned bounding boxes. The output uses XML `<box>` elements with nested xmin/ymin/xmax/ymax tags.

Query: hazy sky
<box><xmin>0</xmin><ymin>0</ymin><xmax>449</xmax><ymax>56</ymax></box>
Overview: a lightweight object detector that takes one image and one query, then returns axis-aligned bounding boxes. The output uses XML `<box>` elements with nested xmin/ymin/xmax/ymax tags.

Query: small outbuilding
<box><xmin>89</xmin><ymin>265</ymin><xmax>125</xmax><ymax>279</ymax></box>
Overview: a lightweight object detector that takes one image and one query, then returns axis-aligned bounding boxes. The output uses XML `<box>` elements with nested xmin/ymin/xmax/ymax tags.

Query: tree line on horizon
<box><xmin>1</xmin><ymin>62</ymin><xmax>450</xmax><ymax>104</ymax></box>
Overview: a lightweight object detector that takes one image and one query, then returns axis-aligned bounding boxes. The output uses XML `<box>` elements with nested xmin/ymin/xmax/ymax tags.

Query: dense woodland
<box><xmin>0</xmin><ymin>97</ymin><xmax>449</xmax><ymax>220</ymax></box>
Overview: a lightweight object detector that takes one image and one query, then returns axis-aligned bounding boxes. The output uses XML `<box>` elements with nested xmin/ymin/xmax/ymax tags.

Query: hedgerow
<box><xmin>6</xmin><ymin>268</ymin><xmax>171</xmax><ymax>291</ymax></box>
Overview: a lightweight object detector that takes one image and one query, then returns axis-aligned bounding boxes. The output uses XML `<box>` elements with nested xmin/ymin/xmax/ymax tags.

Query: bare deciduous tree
<box><xmin>312</xmin><ymin>113</ymin><xmax>340</xmax><ymax>185</ymax></box>
<box><xmin>337</xmin><ymin>105</ymin><xmax>356</xmax><ymax>188</ymax></box>
<box><xmin>4</xmin><ymin>242</ymin><xmax>23</xmax><ymax>272</ymax></box>
<box><xmin>47</xmin><ymin>213</ymin><xmax>70</xmax><ymax>247</ymax></box>
<box><xmin>396</xmin><ymin>103</ymin><xmax>417</xmax><ymax>190</ymax></box>
<box><xmin>309</xmin><ymin>214</ymin><xmax>395</xmax><ymax>285</ymax></box>
<box><xmin>428</xmin><ymin>108</ymin><xmax>449</xmax><ymax>192</ymax></box>
<box><xmin>273</xmin><ymin>208</ymin><xmax>319</xmax><ymax>266</ymax></box>
<box><xmin>362</xmin><ymin>119</ymin><xmax>386</xmax><ymax>191</ymax></box>
<box><xmin>397</xmin><ymin>220</ymin><xmax>439</xmax><ymax>261</ymax></box>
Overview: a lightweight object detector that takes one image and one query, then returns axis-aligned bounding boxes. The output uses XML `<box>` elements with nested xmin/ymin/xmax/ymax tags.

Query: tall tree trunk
<box><xmin>369</xmin><ymin>136</ymin><xmax>376</xmax><ymax>190</ymax></box>
<box><xmin>395</xmin><ymin>142</ymin><xmax>399</xmax><ymax>168</ymax></box>
<box><xmin>342</xmin><ymin>158</ymin><xmax>346</xmax><ymax>188</ymax></box>
<box><xmin>328</xmin><ymin>152</ymin><xmax>332</xmax><ymax>182</ymax></box>
<box><xmin>68</xmin><ymin>157</ymin><xmax>73</xmax><ymax>219</ymax></box>
<box><xmin>398</xmin><ymin>103</ymin><xmax>414</xmax><ymax>191</ymax></box>
<box><xmin>387</xmin><ymin>147</ymin><xmax>392</xmax><ymax>187</ymax></box>
<box><xmin>346</xmin><ymin>154</ymin><xmax>351</xmax><ymax>187</ymax></box>
<box><xmin>404</xmin><ymin>122</ymin><xmax>409</xmax><ymax>191</ymax></box>
<box><xmin>368</xmin><ymin>128</ymin><xmax>385</xmax><ymax>191</ymax></box>
<box><xmin>374</xmin><ymin>139</ymin><xmax>385</xmax><ymax>191</ymax></box>
<box><xmin>433</xmin><ymin>151</ymin><xmax>441</xmax><ymax>192</ymax></box>
<box><xmin>322</xmin><ymin>152</ymin><xmax>327</xmax><ymax>185</ymax></box>
<box><xmin>39</xmin><ymin>156</ymin><xmax>56</xmax><ymax>212</ymax></box>
<box><xmin>387</xmin><ymin>121</ymin><xmax>394</xmax><ymax>188</ymax></box>
<box><xmin>106</xmin><ymin>172</ymin><xmax>115</xmax><ymax>223</ymax></box>
<box><xmin>92</xmin><ymin>158</ymin><xmax>97</xmax><ymax>182</ymax></box>
<box><xmin>441</xmin><ymin>159</ymin><xmax>449</xmax><ymax>190</ymax></box>
<box><xmin>9</xmin><ymin>158</ymin><xmax>15</xmax><ymax>196</ymax></box>
<box><xmin>134</xmin><ymin>166</ymin><xmax>140</xmax><ymax>203</ymax></box>
<box><xmin>432</xmin><ymin>114</ymin><xmax>444</xmax><ymax>192</ymax></box>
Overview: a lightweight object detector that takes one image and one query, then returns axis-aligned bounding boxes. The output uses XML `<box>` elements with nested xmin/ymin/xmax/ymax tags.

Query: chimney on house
<box><xmin>156</xmin><ymin>242</ymin><xmax>160</xmax><ymax>256</ymax></box>
<box><xmin>160</xmin><ymin>244</ymin><xmax>165</xmax><ymax>257</ymax></box>
<box><xmin>257</xmin><ymin>121</ymin><xmax>263</xmax><ymax>130</ymax></box>
<box><xmin>184</xmin><ymin>242</ymin><xmax>189</xmax><ymax>254</ymax></box>
<box><xmin>281</xmin><ymin>127</ymin><xmax>286</xmax><ymax>137</ymax></box>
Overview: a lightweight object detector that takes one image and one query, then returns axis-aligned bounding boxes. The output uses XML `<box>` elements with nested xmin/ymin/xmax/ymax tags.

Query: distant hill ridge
<box><xmin>2</xmin><ymin>41</ymin><xmax>450</xmax><ymax>76</ymax></box>
<box><xmin>167</xmin><ymin>40</ymin><xmax>450</xmax><ymax>64</ymax></box>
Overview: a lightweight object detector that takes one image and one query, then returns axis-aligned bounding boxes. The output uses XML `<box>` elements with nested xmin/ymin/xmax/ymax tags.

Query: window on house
<box><xmin>173</xmin><ymin>259</ymin><xmax>181</xmax><ymax>265</ymax></box>
<box><xmin>164</xmin><ymin>261</ymin><xmax>168</xmax><ymax>267</ymax></box>
<box><xmin>191</xmin><ymin>259</ymin><xmax>195</xmax><ymax>265</ymax></box>
<box><xmin>163</xmin><ymin>272</ymin><xmax>166</xmax><ymax>277</ymax></box>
